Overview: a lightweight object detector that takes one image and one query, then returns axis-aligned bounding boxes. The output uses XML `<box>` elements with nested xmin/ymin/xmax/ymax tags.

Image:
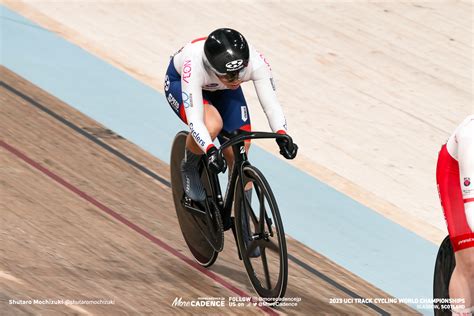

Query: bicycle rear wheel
<box><xmin>234</xmin><ymin>165</ymin><xmax>288</xmax><ymax>304</ymax></box>
<box><xmin>170</xmin><ymin>131</ymin><xmax>218</xmax><ymax>267</ymax></box>
<box><xmin>433</xmin><ymin>235</ymin><xmax>455</xmax><ymax>315</ymax></box>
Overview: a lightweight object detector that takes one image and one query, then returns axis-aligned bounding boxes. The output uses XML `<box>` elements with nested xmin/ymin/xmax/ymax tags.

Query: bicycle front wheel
<box><xmin>234</xmin><ymin>165</ymin><xmax>288</xmax><ymax>304</ymax></box>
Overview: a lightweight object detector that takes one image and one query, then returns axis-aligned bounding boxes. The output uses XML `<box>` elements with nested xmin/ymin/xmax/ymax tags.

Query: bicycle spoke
<box><xmin>261</xmin><ymin>249</ymin><xmax>272</xmax><ymax>289</ymax></box>
<box><xmin>258</xmin><ymin>192</ymin><xmax>266</xmax><ymax>233</ymax></box>
<box><xmin>241</xmin><ymin>182</ymin><xmax>258</xmax><ymax>227</ymax></box>
<box><xmin>248</xmin><ymin>207</ymin><xmax>259</xmax><ymax>230</ymax></box>
<box><xmin>265</xmin><ymin>213</ymin><xmax>274</xmax><ymax>237</ymax></box>
<box><xmin>243</xmin><ymin>190</ymin><xmax>258</xmax><ymax>227</ymax></box>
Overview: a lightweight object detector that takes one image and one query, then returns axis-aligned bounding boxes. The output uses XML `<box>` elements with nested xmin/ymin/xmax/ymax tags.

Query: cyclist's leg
<box><xmin>208</xmin><ymin>88</ymin><xmax>260</xmax><ymax>255</ymax></box>
<box><xmin>207</xmin><ymin>87</ymin><xmax>251</xmax><ymax>174</ymax></box>
<box><xmin>164</xmin><ymin>60</ymin><xmax>223</xmax><ymax>200</ymax></box>
<box><xmin>164</xmin><ymin>59</ymin><xmax>223</xmax><ymax>152</ymax></box>
<box><xmin>185</xmin><ymin>104</ymin><xmax>222</xmax><ymax>154</ymax></box>
<box><xmin>436</xmin><ymin>144</ymin><xmax>474</xmax><ymax>314</ymax></box>
<box><xmin>181</xmin><ymin>103</ymin><xmax>222</xmax><ymax>201</ymax></box>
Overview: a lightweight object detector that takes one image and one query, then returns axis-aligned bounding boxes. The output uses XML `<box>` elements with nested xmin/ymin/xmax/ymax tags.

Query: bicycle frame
<box><xmin>205</xmin><ymin>130</ymin><xmax>293</xmax><ymax>222</ymax></box>
<box><xmin>174</xmin><ymin>129</ymin><xmax>290</xmax><ymax>296</ymax></box>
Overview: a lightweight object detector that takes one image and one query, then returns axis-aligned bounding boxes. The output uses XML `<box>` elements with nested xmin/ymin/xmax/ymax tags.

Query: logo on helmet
<box><xmin>225</xmin><ymin>59</ymin><xmax>244</xmax><ymax>71</ymax></box>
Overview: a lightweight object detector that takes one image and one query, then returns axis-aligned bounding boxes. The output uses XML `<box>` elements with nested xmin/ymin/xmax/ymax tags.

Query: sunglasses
<box><xmin>217</xmin><ymin>72</ymin><xmax>244</xmax><ymax>83</ymax></box>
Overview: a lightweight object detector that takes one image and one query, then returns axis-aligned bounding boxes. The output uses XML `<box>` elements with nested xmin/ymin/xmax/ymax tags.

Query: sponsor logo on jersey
<box><xmin>167</xmin><ymin>93</ymin><xmax>180</xmax><ymax>111</ymax></box>
<box><xmin>164</xmin><ymin>75</ymin><xmax>170</xmax><ymax>92</ymax></box>
<box><xmin>241</xmin><ymin>106</ymin><xmax>248</xmax><ymax>122</ymax></box>
<box><xmin>189</xmin><ymin>122</ymin><xmax>205</xmax><ymax>148</ymax></box>
<box><xmin>259</xmin><ymin>52</ymin><xmax>271</xmax><ymax>70</ymax></box>
<box><xmin>270</xmin><ymin>77</ymin><xmax>276</xmax><ymax>91</ymax></box>
<box><xmin>225</xmin><ymin>59</ymin><xmax>244</xmax><ymax>71</ymax></box>
<box><xmin>204</xmin><ymin>83</ymin><xmax>219</xmax><ymax>88</ymax></box>
<box><xmin>465</xmin><ymin>177</ymin><xmax>471</xmax><ymax>187</ymax></box>
<box><xmin>182</xmin><ymin>92</ymin><xmax>193</xmax><ymax>108</ymax></box>
<box><xmin>182</xmin><ymin>59</ymin><xmax>192</xmax><ymax>83</ymax></box>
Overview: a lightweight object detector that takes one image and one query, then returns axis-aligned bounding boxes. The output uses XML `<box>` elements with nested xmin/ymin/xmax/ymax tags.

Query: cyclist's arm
<box><xmin>180</xmin><ymin>55</ymin><xmax>214</xmax><ymax>153</ymax></box>
<box><xmin>252</xmin><ymin>65</ymin><xmax>288</xmax><ymax>134</ymax></box>
<box><xmin>458</xmin><ymin>118</ymin><xmax>474</xmax><ymax>231</ymax></box>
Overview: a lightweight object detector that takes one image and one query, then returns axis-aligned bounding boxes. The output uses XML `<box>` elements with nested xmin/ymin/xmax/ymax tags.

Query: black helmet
<box><xmin>204</xmin><ymin>28</ymin><xmax>249</xmax><ymax>82</ymax></box>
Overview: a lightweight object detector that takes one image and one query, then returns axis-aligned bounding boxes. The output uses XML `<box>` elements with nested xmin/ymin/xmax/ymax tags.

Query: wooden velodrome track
<box><xmin>1</xmin><ymin>67</ymin><xmax>418</xmax><ymax>314</ymax></box>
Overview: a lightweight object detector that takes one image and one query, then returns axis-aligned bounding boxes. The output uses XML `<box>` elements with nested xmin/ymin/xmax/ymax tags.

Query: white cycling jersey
<box><xmin>447</xmin><ymin>115</ymin><xmax>474</xmax><ymax>201</ymax></box>
<box><xmin>173</xmin><ymin>38</ymin><xmax>287</xmax><ymax>152</ymax></box>
<box><xmin>447</xmin><ymin>115</ymin><xmax>474</xmax><ymax>231</ymax></box>
<box><xmin>446</xmin><ymin>115</ymin><xmax>474</xmax><ymax>162</ymax></box>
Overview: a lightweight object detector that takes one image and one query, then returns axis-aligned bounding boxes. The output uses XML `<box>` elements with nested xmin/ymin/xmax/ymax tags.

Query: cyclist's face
<box><xmin>217</xmin><ymin>74</ymin><xmax>243</xmax><ymax>90</ymax></box>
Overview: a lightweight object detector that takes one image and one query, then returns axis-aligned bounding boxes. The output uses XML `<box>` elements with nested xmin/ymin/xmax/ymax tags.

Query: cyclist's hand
<box><xmin>206</xmin><ymin>146</ymin><xmax>227</xmax><ymax>174</ymax></box>
<box><xmin>276</xmin><ymin>136</ymin><xmax>298</xmax><ymax>159</ymax></box>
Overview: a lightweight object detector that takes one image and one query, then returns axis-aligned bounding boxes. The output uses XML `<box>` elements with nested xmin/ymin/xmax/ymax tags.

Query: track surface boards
<box><xmin>0</xmin><ymin>67</ymin><xmax>419</xmax><ymax>314</ymax></box>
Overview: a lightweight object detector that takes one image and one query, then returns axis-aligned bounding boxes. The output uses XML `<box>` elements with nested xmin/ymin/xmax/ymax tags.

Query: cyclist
<box><xmin>436</xmin><ymin>115</ymin><xmax>474</xmax><ymax>315</ymax></box>
<box><xmin>164</xmin><ymin>28</ymin><xmax>298</xmax><ymax>202</ymax></box>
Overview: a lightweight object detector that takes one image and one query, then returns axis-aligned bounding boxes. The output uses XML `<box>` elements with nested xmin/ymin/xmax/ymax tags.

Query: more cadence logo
<box><xmin>172</xmin><ymin>297</ymin><xmax>225</xmax><ymax>307</ymax></box>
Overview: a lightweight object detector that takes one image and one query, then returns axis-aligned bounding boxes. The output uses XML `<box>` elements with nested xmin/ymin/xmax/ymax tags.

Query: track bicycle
<box><xmin>170</xmin><ymin>129</ymin><xmax>291</xmax><ymax>303</ymax></box>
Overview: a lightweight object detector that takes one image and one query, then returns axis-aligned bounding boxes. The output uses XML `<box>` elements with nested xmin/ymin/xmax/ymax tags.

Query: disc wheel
<box><xmin>170</xmin><ymin>131</ymin><xmax>218</xmax><ymax>267</ymax></box>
